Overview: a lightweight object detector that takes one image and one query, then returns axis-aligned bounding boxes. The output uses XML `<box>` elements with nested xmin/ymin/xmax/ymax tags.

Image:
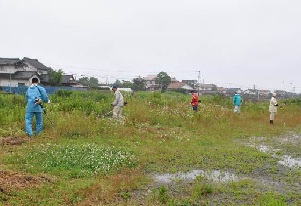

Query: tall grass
<box><xmin>0</xmin><ymin>90</ymin><xmax>301</xmax><ymax>205</ymax></box>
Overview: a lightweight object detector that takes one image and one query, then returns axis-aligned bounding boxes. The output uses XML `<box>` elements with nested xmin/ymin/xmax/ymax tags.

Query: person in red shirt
<box><xmin>190</xmin><ymin>90</ymin><xmax>199</xmax><ymax>111</ymax></box>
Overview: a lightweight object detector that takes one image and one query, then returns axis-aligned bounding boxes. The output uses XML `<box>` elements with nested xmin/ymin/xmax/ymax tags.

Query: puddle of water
<box><xmin>278</xmin><ymin>155</ymin><xmax>301</xmax><ymax>168</ymax></box>
<box><xmin>254</xmin><ymin>144</ymin><xmax>280</xmax><ymax>154</ymax></box>
<box><xmin>256</xmin><ymin>145</ymin><xmax>270</xmax><ymax>153</ymax></box>
<box><xmin>253</xmin><ymin>144</ymin><xmax>301</xmax><ymax>169</ymax></box>
<box><xmin>154</xmin><ymin>169</ymin><xmax>238</xmax><ymax>184</ymax></box>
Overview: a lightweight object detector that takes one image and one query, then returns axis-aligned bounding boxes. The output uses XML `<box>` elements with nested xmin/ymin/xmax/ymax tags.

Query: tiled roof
<box><xmin>23</xmin><ymin>57</ymin><xmax>51</xmax><ymax>71</ymax></box>
<box><xmin>0</xmin><ymin>58</ymin><xmax>23</xmax><ymax>65</ymax></box>
<box><xmin>13</xmin><ymin>71</ymin><xmax>38</xmax><ymax>79</ymax></box>
<box><xmin>168</xmin><ymin>82</ymin><xmax>186</xmax><ymax>89</ymax></box>
<box><xmin>144</xmin><ymin>75</ymin><xmax>157</xmax><ymax>80</ymax></box>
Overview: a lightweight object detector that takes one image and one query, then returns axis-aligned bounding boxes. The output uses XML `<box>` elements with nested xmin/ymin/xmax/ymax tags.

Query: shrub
<box><xmin>55</xmin><ymin>89</ymin><xmax>73</xmax><ymax>97</ymax></box>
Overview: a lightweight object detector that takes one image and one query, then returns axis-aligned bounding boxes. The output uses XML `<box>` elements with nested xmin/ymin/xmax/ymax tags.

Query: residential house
<box><xmin>198</xmin><ymin>84</ymin><xmax>216</xmax><ymax>91</ymax></box>
<box><xmin>144</xmin><ymin>74</ymin><xmax>180</xmax><ymax>91</ymax></box>
<box><xmin>167</xmin><ymin>82</ymin><xmax>193</xmax><ymax>93</ymax></box>
<box><xmin>0</xmin><ymin>57</ymin><xmax>51</xmax><ymax>87</ymax></box>
<box><xmin>182</xmin><ymin>80</ymin><xmax>197</xmax><ymax>88</ymax></box>
<box><xmin>195</xmin><ymin>83</ymin><xmax>218</xmax><ymax>95</ymax></box>
<box><xmin>217</xmin><ymin>87</ymin><xmax>227</xmax><ymax>94</ymax></box>
<box><xmin>244</xmin><ymin>89</ymin><xmax>257</xmax><ymax>95</ymax></box>
<box><xmin>258</xmin><ymin>90</ymin><xmax>271</xmax><ymax>96</ymax></box>
<box><xmin>144</xmin><ymin>75</ymin><xmax>160</xmax><ymax>91</ymax></box>
<box><xmin>61</xmin><ymin>74</ymin><xmax>77</xmax><ymax>86</ymax></box>
<box><xmin>0</xmin><ymin>58</ymin><xmax>29</xmax><ymax>87</ymax></box>
<box><xmin>226</xmin><ymin>88</ymin><xmax>242</xmax><ymax>96</ymax></box>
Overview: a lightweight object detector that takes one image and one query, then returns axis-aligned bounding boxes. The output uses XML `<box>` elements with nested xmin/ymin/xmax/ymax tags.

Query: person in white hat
<box><xmin>269</xmin><ymin>93</ymin><xmax>278</xmax><ymax>124</ymax></box>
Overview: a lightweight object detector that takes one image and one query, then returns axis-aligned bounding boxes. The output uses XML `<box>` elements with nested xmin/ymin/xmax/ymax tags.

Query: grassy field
<box><xmin>0</xmin><ymin>90</ymin><xmax>301</xmax><ymax>206</ymax></box>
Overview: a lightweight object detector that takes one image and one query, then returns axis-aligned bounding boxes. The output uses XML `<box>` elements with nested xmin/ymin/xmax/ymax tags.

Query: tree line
<box><xmin>50</xmin><ymin>69</ymin><xmax>172</xmax><ymax>92</ymax></box>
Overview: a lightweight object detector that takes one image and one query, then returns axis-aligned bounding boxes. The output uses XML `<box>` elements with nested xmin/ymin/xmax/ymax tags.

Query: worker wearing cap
<box><xmin>25</xmin><ymin>77</ymin><xmax>49</xmax><ymax>137</ymax></box>
<box><xmin>111</xmin><ymin>85</ymin><xmax>124</xmax><ymax>119</ymax></box>
<box><xmin>269</xmin><ymin>93</ymin><xmax>278</xmax><ymax>124</ymax></box>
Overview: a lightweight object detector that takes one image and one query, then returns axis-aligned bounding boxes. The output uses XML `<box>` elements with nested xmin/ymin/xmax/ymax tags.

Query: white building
<box><xmin>0</xmin><ymin>57</ymin><xmax>51</xmax><ymax>87</ymax></box>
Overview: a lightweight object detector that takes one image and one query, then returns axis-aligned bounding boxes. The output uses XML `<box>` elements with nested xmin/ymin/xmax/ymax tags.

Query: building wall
<box><xmin>0</xmin><ymin>79</ymin><xmax>30</xmax><ymax>87</ymax></box>
<box><xmin>0</xmin><ymin>65</ymin><xmax>17</xmax><ymax>73</ymax></box>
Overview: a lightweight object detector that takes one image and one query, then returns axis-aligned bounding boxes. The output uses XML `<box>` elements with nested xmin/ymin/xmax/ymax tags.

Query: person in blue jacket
<box><xmin>233</xmin><ymin>91</ymin><xmax>242</xmax><ymax>113</ymax></box>
<box><xmin>25</xmin><ymin>77</ymin><xmax>49</xmax><ymax>137</ymax></box>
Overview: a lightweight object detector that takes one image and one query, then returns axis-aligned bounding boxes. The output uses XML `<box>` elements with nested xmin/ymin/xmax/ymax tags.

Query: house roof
<box><xmin>168</xmin><ymin>82</ymin><xmax>186</xmax><ymax>89</ymax></box>
<box><xmin>144</xmin><ymin>75</ymin><xmax>157</xmax><ymax>80</ymax></box>
<box><xmin>0</xmin><ymin>58</ymin><xmax>24</xmax><ymax>65</ymax></box>
<box><xmin>197</xmin><ymin>83</ymin><xmax>215</xmax><ymax>88</ymax></box>
<box><xmin>168</xmin><ymin>82</ymin><xmax>193</xmax><ymax>90</ymax></box>
<box><xmin>13</xmin><ymin>71</ymin><xmax>39</xmax><ymax>79</ymax></box>
<box><xmin>217</xmin><ymin>87</ymin><xmax>226</xmax><ymax>92</ymax></box>
<box><xmin>13</xmin><ymin>71</ymin><xmax>48</xmax><ymax>83</ymax></box>
<box><xmin>22</xmin><ymin>57</ymin><xmax>52</xmax><ymax>71</ymax></box>
<box><xmin>227</xmin><ymin>88</ymin><xmax>241</xmax><ymax>92</ymax></box>
<box><xmin>0</xmin><ymin>71</ymin><xmax>46</xmax><ymax>82</ymax></box>
<box><xmin>182</xmin><ymin>80</ymin><xmax>197</xmax><ymax>82</ymax></box>
<box><xmin>258</xmin><ymin>90</ymin><xmax>270</xmax><ymax>93</ymax></box>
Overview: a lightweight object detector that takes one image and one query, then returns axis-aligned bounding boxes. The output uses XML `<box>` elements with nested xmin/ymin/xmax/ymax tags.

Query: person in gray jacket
<box><xmin>111</xmin><ymin>85</ymin><xmax>124</xmax><ymax>119</ymax></box>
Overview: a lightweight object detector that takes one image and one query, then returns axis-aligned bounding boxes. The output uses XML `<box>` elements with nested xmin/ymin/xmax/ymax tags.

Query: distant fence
<box><xmin>1</xmin><ymin>86</ymin><xmax>87</xmax><ymax>95</ymax></box>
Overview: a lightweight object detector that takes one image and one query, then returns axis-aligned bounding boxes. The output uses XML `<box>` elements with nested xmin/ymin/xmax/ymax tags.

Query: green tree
<box><xmin>155</xmin><ymin>71</ymin><xmax>171</xmax><ymax>93</ymax></box>
<box><xmin>212</xmin><ymin>84</ymin><xmax>217</xmax><ymax>91</ymax></box>
<box><xmin>78</xmin><ymin>77</ymin><xmax>89</xmax><ymax>87</ymax></box>
<box><xmin>122</xmin><ymin>80</ymin><xmax>133</xmax><ymax>88</ymax></box>
<box><xmin>48</xmin><ymin>69</ymin><xmax>63</xmax><ymax>86</ymax></box>
<box><xmin>132</xmin><ymin>76</ymin><xmax>145</xmax><ymax>91</ymax></box>
<box><xmin>78</xmin><ymin>76</ymin><xmax>98</xmax><ymax>88</ymax></box>
<box><xmin>89</xmin><ymin>77</ymin><xmax>99</xmax><ymax>88</ymax></box>
<box><xmin>114</xmin><ymin>80</ymin><xmax>123</xmax><ymax>88</ymax></box>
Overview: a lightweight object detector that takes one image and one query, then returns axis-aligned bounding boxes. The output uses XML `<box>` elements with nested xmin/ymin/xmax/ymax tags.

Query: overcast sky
<box><xmin>1</xmin><ymin>0</ymin><xmax>300</xmax><ymax>92</ymax></box>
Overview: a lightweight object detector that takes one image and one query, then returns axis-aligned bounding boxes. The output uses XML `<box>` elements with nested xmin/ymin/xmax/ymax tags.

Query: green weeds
<box><xmin>7</xmin><ymin>143</ymin><xmax>137</xmax><ymax>179</ymax></box>
<box><xmin>0</xmin><ymin>91</ymin><xmax>301</xmax><ymax>205</ymax></box>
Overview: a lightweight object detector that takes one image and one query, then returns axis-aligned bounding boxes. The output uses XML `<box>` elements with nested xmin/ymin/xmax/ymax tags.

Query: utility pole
<box><xmin>197</xmin><ymin>71</ymin><xmax>200</xmax><ymax>96</ymax></box>
<box><xmin>253</xmin><ymin>84</ymin><xmax>259</xmax><ymax>101</ymax></box>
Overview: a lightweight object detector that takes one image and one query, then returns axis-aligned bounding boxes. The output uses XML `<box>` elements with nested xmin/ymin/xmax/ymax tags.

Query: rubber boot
<box><xmin>270</xmin><ymin>120</ymin><xmax>273</xmax><ymax>124</ymax></box>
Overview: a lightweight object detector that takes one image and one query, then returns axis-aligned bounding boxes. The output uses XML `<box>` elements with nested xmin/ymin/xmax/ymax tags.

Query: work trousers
<box><xmin>25</xmin><ymin>112</ymin><xmax>43</xmax><ymax>137</ymax></box>
<box><xmin>234</xmin><ymin>105</ymin><xmax>241</xmax><ymax>113</ymax></box>
<box><xmin>270</xmin><ymin>112</ymin><xmax>276</xmax><ymax>121</ymax></box>
<box><xmin>113</xmin><ymin>106</ymin><xmax>123</xmax><ymax>119</ymax></box>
